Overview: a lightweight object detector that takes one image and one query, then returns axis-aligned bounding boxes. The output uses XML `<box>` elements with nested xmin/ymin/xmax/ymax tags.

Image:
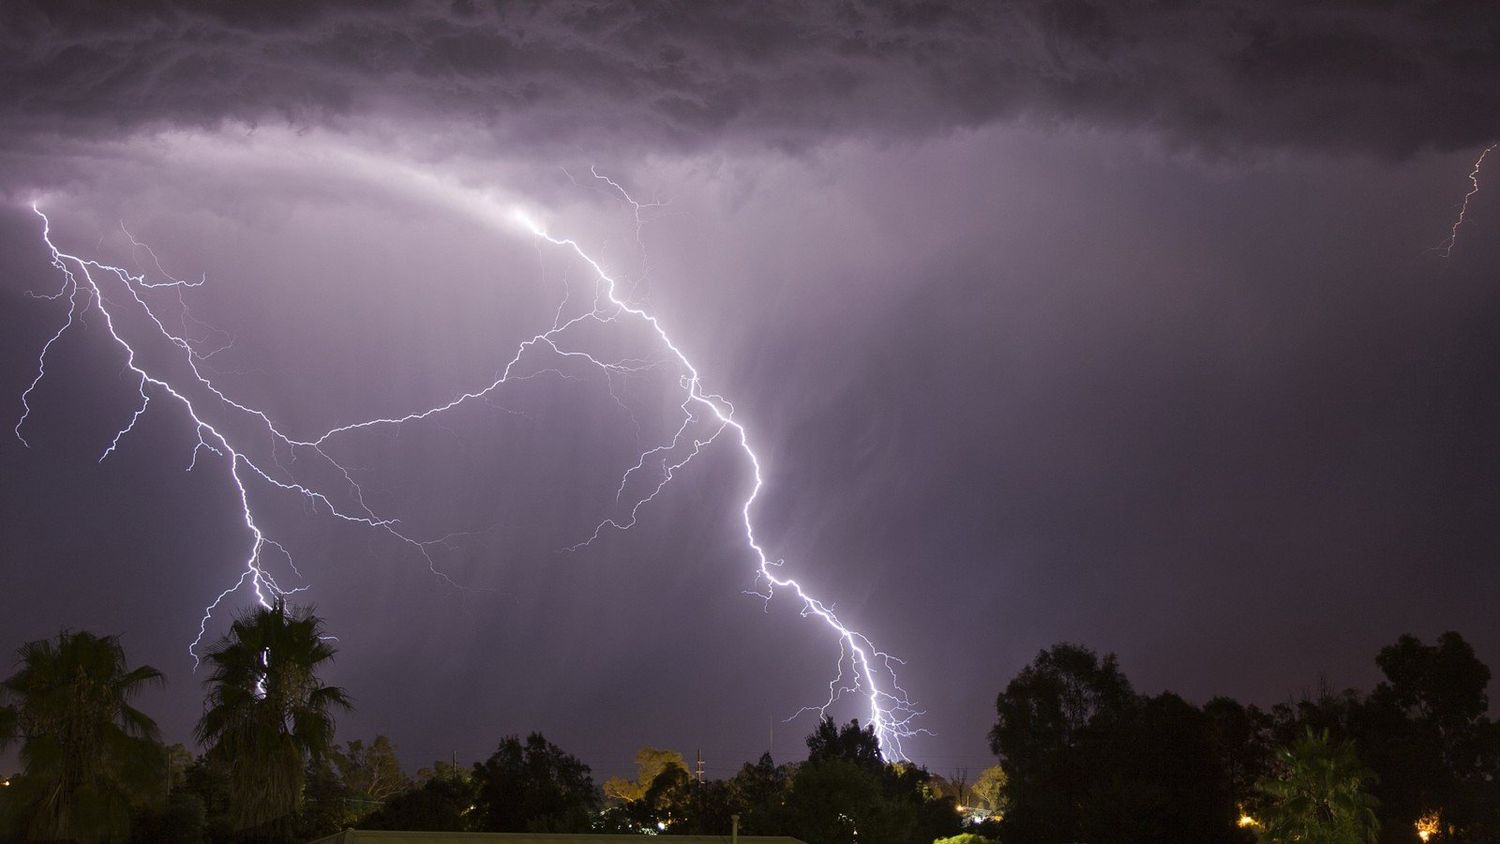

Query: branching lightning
<box><xmin>1437</xmin><ymin>142</ymin><xmax>1498</xmax><ymax>259</ymax></box>
<box><xmin>15</xmin><ymin>176</ymin><xmax>922</xmax><ymax>757</ymax></box>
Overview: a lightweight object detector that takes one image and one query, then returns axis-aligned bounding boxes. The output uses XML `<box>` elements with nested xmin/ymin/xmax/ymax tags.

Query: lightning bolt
<box><xmin>1436</xmin><ymin>141</ymin><xmax>1498</xmax><ymax>259</ymax></box>
<box><xmin>511</xmin><ymin>207</ymin><xmax>923</xmax><ymax>758</ymax></box>
<box><xmin>17</xmin><ymin>207</ymin><xmax>462</xmax><ymax>667</ymax></box>
<box><xmin>15</xmin><ymin>176</ymin><xmax>922</xmax><ymax>758</ymax></box>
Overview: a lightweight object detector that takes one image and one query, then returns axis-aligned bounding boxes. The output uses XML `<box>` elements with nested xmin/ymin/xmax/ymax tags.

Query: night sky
<box><xmin>2</xmin><ymin>1</ymin><xmax>1499</xmax><ymax>783</ymax></box>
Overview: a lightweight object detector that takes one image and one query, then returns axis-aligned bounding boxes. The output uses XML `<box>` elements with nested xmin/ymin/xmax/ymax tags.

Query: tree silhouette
<box><xmin>195</xmin><ymin>600</ymin><xmax>350</xmax><ymax>833</ymax></box>
<box><xmin>0</xmin><ymin>630</ymin><xmax>166</xmax><ymax>842</ymax></box>
<box><xmin>806</xmin><ymin>717</ymin><xmax>883</xmax><ymax>773</ymax></box>
<box><xmin>360</xmin><ymin>762</ymin><xmax>474</xmax><ymax>832</ymax></box>
<box><xmin>989</xmin><ymin>642</ymin><xmax>1135</xmax><ymax>840</ymax></box>
<box><xmin>728</xmin><ymin>752</ymin><xmax>791</xmax><ymax>834</ymax></box>
<box><xmin>786</xmin><ymin>757</ymin><xmax>901</xmax><ymax>844</ymax></box>
<box><xmin>470</xmin><ymin>732</ymin><xmax>596</xmax><ymax>832</ymax></box>
<box><xmin>1356</xmin><ymin>631</ymin><xmax>1500</xmax><ymax>838</ymax></box>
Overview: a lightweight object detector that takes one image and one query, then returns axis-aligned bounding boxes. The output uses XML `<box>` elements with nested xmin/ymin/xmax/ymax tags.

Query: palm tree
<box><xmin>0</xmin><ymin>630</ymin><xmax>166</xmax><ymax>842</ymax></box>
<box><xmin>195</xmin><ymin>600</ymin><xmax>350</xmax><ymax>833</ymax></box>
<box><xmin>1255</xmin><ymin>727</ymin><xmax>1380</xmax><ymax>844</ymax></box>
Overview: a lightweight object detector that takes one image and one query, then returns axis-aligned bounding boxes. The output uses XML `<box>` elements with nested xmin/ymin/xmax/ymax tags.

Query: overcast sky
<box><xmin>2</xmin><ymin>0</ymin><xmax>1498</xmax><ymax>780</ymax></box>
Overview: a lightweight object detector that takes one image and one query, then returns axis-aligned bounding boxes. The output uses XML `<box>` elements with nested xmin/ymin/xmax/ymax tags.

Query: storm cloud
<box><xmin>3</xmin><ymin>0</ymin><xmax>1498</xmax><ymax>158</ymax></box>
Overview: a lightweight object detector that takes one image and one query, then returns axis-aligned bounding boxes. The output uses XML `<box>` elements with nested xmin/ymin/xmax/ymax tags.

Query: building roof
<box><xmin>308</xmin><ymin>832</ymin><xmax>807</xmax><ymax>844</ymax></box>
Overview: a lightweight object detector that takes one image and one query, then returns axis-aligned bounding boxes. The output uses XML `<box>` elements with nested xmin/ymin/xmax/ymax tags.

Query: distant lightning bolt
<box><xmin>16</xmin><ymin>172</ymin><xmax>922</xmax><ymax>758</ymax></box>
<box><xmin>1437</xmin><ymin>142</ymin><xmax>1498</xmax><ymax>259</ymax></box>
<box><xmin>513</xmin><ymin>210</ymin><xmax>923</xmax><ymax>757</ymax></box>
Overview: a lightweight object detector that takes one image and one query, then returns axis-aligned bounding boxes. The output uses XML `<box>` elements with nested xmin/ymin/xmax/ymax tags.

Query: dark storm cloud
<box><xmin>2</xmin><ymin>0</ymin><xmax>1498</xmax><ymax>157</ymax></box>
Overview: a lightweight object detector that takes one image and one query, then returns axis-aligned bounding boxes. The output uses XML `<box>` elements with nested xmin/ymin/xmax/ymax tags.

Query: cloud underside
<box><xmin>2</xmin><ymin>0</ymin><xmax>1498</xmax><ymax>157</ymax></box>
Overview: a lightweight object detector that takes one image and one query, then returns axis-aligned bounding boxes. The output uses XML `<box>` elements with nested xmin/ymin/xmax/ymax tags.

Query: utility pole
<box><xmin>695</xmin><ymin>748</ymin><xmax>706</xmax><ymax>834</ymax></box>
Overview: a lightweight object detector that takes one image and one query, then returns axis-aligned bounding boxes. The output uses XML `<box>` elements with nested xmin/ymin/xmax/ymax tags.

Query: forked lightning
<box><xmin>15</xmin><ymin>181</ymin><xmax>922</xmax><ymax>758</ymax></box>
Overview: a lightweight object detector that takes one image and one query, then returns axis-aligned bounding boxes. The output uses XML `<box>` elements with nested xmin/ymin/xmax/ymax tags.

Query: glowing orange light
<box><xmin>1416</xmin><ymin>812</ymin><xmax>1440</xmax><ymax>842</ymax></box>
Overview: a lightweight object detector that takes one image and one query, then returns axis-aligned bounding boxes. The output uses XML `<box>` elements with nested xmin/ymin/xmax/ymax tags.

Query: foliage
<box><xmin>1374</xmin><ymin>632</ymin><xmax>1490</xmax><ymax>728</ymax></box>
<box><xmin>600</xmin><ymin>761</ymin><xmax>696</xmax><ymax>832</ymax></box>
<box><xmin>0</xmin><ymin>630</ymin><xmax>166</xmax><ymax>843</ymax></box>
<box><xmin>294</xmin><ymin>756</ymin><xmax>352</xmax><ymax>839</ymax></box>
<box><xmin>414</xmin><ymin>758</ymin><xmax>467</xmax><ymax>784</ymax></box>
<box><xmin>1270</xmin><ymin>681</ymin><xmax>1362</xmax><ymax>748</ymax></box>
<box><xmin>195</xmin><ymin>600</ymin><xmax>351</xmax><ymax>834</ymax></box>
<box><xmin>969</xmin><ymin>765</ymin><xmax>1008</xmax><ymax>815</ymax></box>
<box><xmin>599</xmin><ymin>747</ymin><xmax>799</xmax><ymax>835</ymax></box>
<box><xmin>988</xmin><ymin>642</ymin><xmax>1134</xmax><ymax>840</ymax></box>
<box><xmin>127</xmin><ymin>790</ymin><xmax>206</xmax><ymax>844</ymax></box>
<box><xmin>331</xmin><ymin>735</ymin><xmax>409</xmax><ymax>806</ymax></box>
<box><xmin>727</xmin><ymin>752</ymin><xmax>792</xmax><ymax>834</ymax></box>
<box><xmin>163</xmin><ymin>743</ymin><xmax>195</xmax><ymax>792</ymax></box>
<box><xmin>1204</xmin><ymin>696</ymin><xmax>1276</xmax><ymax>815</ymax></box>
<box><xmin>1078</xmin><ymin>691</ymin><xmax>1238</xmax><ymax>841</ymax></box>
<box><xmin>177</xmin><ymin>753</ymin><xmax>232</xmax><ymax>841</ymax></box>
<box><xmin>989</xmin><ymin>644</ymin><xmax>1244</xmax><ymax>842</ymax></box>
<box><xmin>989</xmin><ymin>642</ymin><xmax>1135</xmax><ymax>772</ymax></box>
<box><xmin>359</xmin><ymin>763</ymin><xmax>474</xmax><ymax>832</ymax></box>
<box><xmin>601</xmin><ymin>746</ymin><xmax>690</xmax><ymax>803</ymax></box>
<box><xmin>0</xmin><ymin>626</ymin><xmax>1492</xmax><ymax>844</ymax></box>
<box><xmin>470</xmin><ymin>732</ymin><xmax>597</xmax><ymax>832</ymax></box>
<box><xmin>1358</xmin><ymin>632</ymin><xmax>1500</xmax><ymax>839</ymax></box>
<box><xmin>925</xmin><ymin>770</ymin><xmax>963</xmax><ymax>806</ymax></box>
<box><xmin>885</xmin><ymin>761</ymin><xmax>961</xmax><ymax>844</ymax></box>
<box><xmin>785</xmin><ymin>757</ymin><xmax>902</xmax><ymax>844</ymax></box>
<box><xmin>1238</xmin><ymin>633</ymin><xmax>1500</xmax><ymax>841</ymax></box>
<box><xmin>806</xmin><ymin>717</ymin><xmax>884</xmax><ymax>773</ymax></box>
<box><xmin>590</xmin><ymin>730</ymin><xmax>957</xmax><ymax>842</ymax></box>
<box><xmin>781</xmin><ymin>751</ymin><xmax>959</xmax><ymax>844</ymax></box>
<box><xmin>1254</xmin><ymin>727</ymin><xmax>1380</xmax><ymax>844</ymax></box>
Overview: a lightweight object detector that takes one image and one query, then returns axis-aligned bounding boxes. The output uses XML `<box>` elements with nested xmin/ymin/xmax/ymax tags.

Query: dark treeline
<box><xmin>989</xmin><ymin>636</ymin><xmax>1499</xmax><ymax>843</ymax></box>
<box><xmin>1</xmin><ymin>603</ymin><xmax>1496</xmax><ymax>843</ymax></box>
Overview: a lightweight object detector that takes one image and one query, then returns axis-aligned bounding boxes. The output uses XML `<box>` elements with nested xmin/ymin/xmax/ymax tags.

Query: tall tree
<box><xmin>1204</xmin><ymin>696</ymin><xmax>1276</xmax><ymax>815</ymax></box>
<box><xmin>1255</xmin><ymin>727</ymin><xmax>1380</xmax><ymax>844</ymax></box>
<box><xmin>470</xmin><ymin>733</ymin><xmax>597</xmax><ymax>832</ymax></box>
<box><xmin>0</xmin><ymin>630</ymin><xmax>166</xmax><ymax>843</ymax></box>
<box><xmin>727</xmin><ymin>753</ymin><xmax>790</xmax><ymax>834</ymax></box>
<box><xmin>1357</xmin><ymin>631</ymin><xmax>1500</xmax><ymax>840</ymax></box>
<box><xmin>989</xmin><ymin>642</ymin><xmax>1135</xmax><ymax>840</ymax></box>
<box><xmin>195</xmin><ymin>600</ymin><xmax>350</xmax><ymax>833</ymax></box>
